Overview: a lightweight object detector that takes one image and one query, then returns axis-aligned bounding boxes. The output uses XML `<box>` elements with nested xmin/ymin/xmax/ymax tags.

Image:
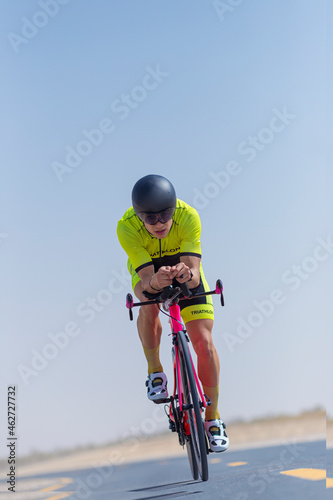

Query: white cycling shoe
<box><xmin>146</xmin><ymin>372</ymin><xmax>169</xmax><ymax>403</ymax></box>
<box><xmin>204</xmin><ymin>419</ymin><xmax>229</xmax><ymax>453</ymax></box>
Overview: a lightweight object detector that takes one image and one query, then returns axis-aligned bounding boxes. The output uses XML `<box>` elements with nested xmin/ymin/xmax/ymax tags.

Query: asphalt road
<box><xmin>1</xmin><ymin>440</ymin><xmax>332</xmax><ymax>499</ymax></box>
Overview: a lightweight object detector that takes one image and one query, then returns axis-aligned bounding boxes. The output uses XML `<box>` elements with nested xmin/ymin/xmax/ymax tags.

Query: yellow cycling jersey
<box><xmin>117</xmin><ymin>199</ymin><xmax>202</xmax><ymax>274</ymax></box>
<box><xmin>117</xmin><ymin>199</ymin><xmax>214</xmax><ymax>323</ymax></box>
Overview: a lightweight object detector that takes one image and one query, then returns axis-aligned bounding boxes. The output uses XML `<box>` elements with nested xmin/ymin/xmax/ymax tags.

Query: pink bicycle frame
<box><xmin>125</xmin><ymin>279</ymin><xmax>224</xmax><ymax>414</ymax></box>
<box><xmin>169</xmin><ymin>303</ymin><xmax>207</xmax><ymax>413</ymax></box>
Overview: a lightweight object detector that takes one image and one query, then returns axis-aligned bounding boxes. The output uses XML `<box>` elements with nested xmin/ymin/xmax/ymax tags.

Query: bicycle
<box><xmin>125</xmin><ymin>279</ymin><xmax>224</xmax><ymax>482</ymax></box>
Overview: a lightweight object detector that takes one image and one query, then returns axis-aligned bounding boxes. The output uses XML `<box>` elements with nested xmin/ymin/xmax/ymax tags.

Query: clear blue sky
<box><xmin>1</xmin><ymin>0</ymin><xmax>330</xmax><ymax>458</ymax></box>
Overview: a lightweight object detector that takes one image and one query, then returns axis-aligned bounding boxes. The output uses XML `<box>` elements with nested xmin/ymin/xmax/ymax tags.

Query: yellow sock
<box><xmin>202</xmin><ymin>385</ymin><xmax>220</xmax><ymax>421</ymax></box>
<box><xmin>143</xmin><ymin>345</ymin><xmax>163</xmax><ymax>375</ymax></box>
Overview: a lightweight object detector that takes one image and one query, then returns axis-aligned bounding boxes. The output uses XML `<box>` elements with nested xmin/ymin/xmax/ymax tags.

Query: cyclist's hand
<box><xmin>170</xmin><ymin>263</ymin><xmax>191</xmax><ymax>283</ymax></box>
<box><xmin>154</xmin><ymin>266</ymin><xmax>174</xmax><ymax>289</ymax></box>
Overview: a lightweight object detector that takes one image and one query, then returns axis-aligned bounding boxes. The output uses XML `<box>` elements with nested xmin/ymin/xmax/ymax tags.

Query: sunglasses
<box><xmin>139</xmin><ymin>208</ymin><xmax>175</xmax><ymax>225</ymax></box>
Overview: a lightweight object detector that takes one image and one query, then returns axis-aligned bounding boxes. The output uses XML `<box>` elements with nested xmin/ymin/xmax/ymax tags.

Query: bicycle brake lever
<box><xmin>126</xmin><ymin>293</ymin><xmax>134</xmax><ymax>321</ymax></box>
<box><xmin>215</xmin><ymin>279</ymin><xmax>224</xmax><ymax>306</ymax></box>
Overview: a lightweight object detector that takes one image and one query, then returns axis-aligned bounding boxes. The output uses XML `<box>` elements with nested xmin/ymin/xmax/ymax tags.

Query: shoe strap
<box><xmin>209</xmin><ymin>426</ymin><xmax>221</xmax><ymax>436</ymax></box>
<box><xmin>151</xmin><ymin>378</ymin><xmax>163</xmax><ymax>388</ymax></box>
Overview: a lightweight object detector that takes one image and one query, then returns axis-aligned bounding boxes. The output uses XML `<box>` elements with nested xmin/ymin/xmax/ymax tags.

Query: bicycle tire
<box><xmin>177</xmin><ymin>330</ymin><xmax>209</xmax><ymax>481</ymax></box>
<box><xmin>185</xmin><ymin>427</ymin><xmax>199</xmax><ymax>480</ymax></box>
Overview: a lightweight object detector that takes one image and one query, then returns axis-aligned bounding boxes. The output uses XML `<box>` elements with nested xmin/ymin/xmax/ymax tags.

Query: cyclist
<box><xmin>117</xmin><ymin>174</ymin><xmax>229</xmax><ymax>453</ymax></box>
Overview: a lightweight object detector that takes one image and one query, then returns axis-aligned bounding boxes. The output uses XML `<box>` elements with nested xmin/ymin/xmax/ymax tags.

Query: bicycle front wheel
<box><xmin>177</xmin><ymin>330</ymin><xmax>209</xmax><ymax>482</ymax></box>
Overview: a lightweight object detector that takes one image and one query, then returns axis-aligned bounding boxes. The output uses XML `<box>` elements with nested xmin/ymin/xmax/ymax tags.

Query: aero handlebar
<box><xmin>126</xmin><ymin>279</ymin><xmax>224</xmax><ymax>321</ymax></box>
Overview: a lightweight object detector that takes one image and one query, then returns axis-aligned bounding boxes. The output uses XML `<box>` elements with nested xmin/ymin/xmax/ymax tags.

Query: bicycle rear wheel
<box><xmin>177</xmin><ymin>330</ymin><xmax>209</xmax><ymax>481</ymax></box>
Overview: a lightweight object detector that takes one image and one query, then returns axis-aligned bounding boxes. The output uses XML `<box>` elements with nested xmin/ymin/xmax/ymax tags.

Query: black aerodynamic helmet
<box><xmin>131</xmin><ymin>174</ymin><xmax>177</xmax><ymax>214</ymax></box>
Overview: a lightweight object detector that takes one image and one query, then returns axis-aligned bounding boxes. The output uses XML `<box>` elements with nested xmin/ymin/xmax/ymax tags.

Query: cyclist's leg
<box><xmin>133</xmin><ymin>280</ymin><xmax>168</xmax><ymax>400</ymax></box>
<box><xmin>134</xmin><ymin>280</ymin><xmax>163</xmax><ymax>374</ymax></box>
<box><xmin>128</xmin><ymin>261</ymin><xmax>167</xmax><ymax>400</ymax></box>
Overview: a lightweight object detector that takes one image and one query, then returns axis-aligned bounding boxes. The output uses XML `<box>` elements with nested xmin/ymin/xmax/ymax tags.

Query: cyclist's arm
<box><xmin>137</xmin><ymin>265</ymin><xmax>174</xmax><ymax>293</ymax></box>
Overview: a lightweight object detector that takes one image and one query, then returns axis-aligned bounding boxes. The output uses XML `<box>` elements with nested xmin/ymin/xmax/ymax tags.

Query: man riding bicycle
<box><xmin>117</xmin><ymin>174</ymin><xmax>229</xmax><ymax>453</ymax></box>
